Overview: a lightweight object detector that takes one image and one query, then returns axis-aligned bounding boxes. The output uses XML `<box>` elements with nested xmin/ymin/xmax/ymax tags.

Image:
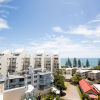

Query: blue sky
<box><xmin>0</xmin><ymin>0</ymin><xmax>100</xmax><ymax>57</ymax></box>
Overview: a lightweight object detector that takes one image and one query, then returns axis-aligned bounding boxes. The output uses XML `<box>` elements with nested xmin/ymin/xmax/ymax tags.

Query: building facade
<box><xmin>0</xmin><ymin>49</ymin><xmax>61</xmax><ymax>99</ymax></box>
<box><xmin>88</xmin><ymin>70</ymin><xmax>100</xmax><ymax>80</ymax></box>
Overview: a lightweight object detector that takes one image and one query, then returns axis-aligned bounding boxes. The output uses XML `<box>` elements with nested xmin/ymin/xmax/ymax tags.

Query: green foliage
<box><xmin>21</xmin><ymin>93</ymin><xmax>35</xmax><ymax>100</ymax></box>
<box><xmin>71</xmin><ymin>74</ymin><xmax>82</xmax><ymax>85</ymax></box>
<box><xmin>82</xmin><ymin>93</ymin><xmax>91</xmax><ymax>100</ymax></box>
<box><xmin>65</xmin><ymin>58</ymin><xmax>72</xmax><ymax>68</ymax></box>
<box><xmin>92</xmin><ymin>65</ymin><xmax>100</xmax><ymax>70</ymax></box>
<box><xmin>54</xmin><ymin>69</ymin><xmax>66</xmax><ymax>94</ymax></box>
<box><xmin>61</xmin><ymin>66</ymin><xmax>67</xmax><ymax>68</ymax></box>
<box><xmin>55</xmin><ymin>69</ymin><xmax>63</xmax><ymax>75</ymax></box>
<box><xmin>76</xmin><ymin>85</ymin><xmax>83</xmax><ymax>99</ymax></box>
<box><xmin>36</xmin><ymin>94</ymin><xmax>41</xmax><ymax>100</ymax></box>
<box><xmin>78</xmin><ymin>59</ymin><xmax>81</xmax><ymax>68</ymax></box>
<box><xmin>98</xmin><ymin>59</ymin><xmax>100</xmax><ymax>66</ymax></box>
<box><xmin>62</xmin><ymin>69</ymin><xmax>66</xmax><ymax>75</ymax></box>
<box><xmin>83</xmin><ymin>65</ymin><xmax>86</xmax><ymax>68</ymax></box>
<box><xmin>72</xmin><ymin>68</ymin><xmax>77</xmax><ymax>76</ymax></box>
<box><xmin>42</xmin><ymin>92</ymin><xmax>60</xmax><ymax>100</ymax></box>
<box><xmin>77</xmin><ymin>86</ymin><xmax>91</xmax><ymax>100</ymax></box>
<box><xmin>73</xmin><ymin>58</ymin><xmax>77</xmax><ymax>67</ymax></box>
<box><xmin>98</xmin><ymin>96</ymin><xmax>100</xmax><ymax>100</ymax></box>
<box><xmin>86</xmin><ymin>59</ymin><xmax>90</xmax><ymax>68</ymax></box>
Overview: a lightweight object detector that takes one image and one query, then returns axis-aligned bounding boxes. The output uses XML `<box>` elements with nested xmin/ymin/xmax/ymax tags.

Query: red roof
<box><xmin>89</xmin><ymin>94</ymin><xmax>98</xmax><ymax>99</ymax></box>
<box><xmin>79</xmin><ymin>79</ymin><xmax>97</xmax><ymax>94</ymax></box>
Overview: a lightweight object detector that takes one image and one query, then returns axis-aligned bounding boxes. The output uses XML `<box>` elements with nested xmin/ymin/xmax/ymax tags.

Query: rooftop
<box><xmin>79</xmin><ymin>79</ymin><xmax>97</xmax><ymax>93</ymax></box>
<box><xmin>89</xmin><ymin>94</ymin><xmax>98</xmax><ymax>99</ymax></box>
<box><xmin>77</xmin><ymin>70</ymin><xmax>91</xmax><ymax>73</ymax></box>
<box><xmin>89</xmin><ymin>70</ymin><xmax>100</xmax><ymax>73</ymax></box>
<box><xmin>93</xmin><ymin>84</ymin><xmax>100</xmax><ymax>91</ymax></box>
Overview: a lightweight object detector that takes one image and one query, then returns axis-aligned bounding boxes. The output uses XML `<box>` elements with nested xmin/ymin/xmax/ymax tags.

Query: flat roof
<box><xmin>89</xmin><ymin>70</ymin><xmax>100</xmax><ymax>73</ymax></box>
<box><xmin>77</xmin><ymin>70</ymin><xmax>91</xmax><ymax>73</ymax></box>
<box><xmin>66</xmin><ymin>68</ymin><xmax>73</xmax><ymax>70</ymax></box>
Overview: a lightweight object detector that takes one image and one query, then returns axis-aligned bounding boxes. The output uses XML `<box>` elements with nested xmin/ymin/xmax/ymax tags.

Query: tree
<box><xmin>66</xmin><ymin>58</ymin><xmax>72</xmax><ymax>68</ymax></box>
<box><xmin>82</xmin><ymin>93</ymin><xmax>91</xmax><ymax>100</ymax></box>
<box><xmin>21</xmin><ymin>93</ymin><xmax>35</xmax><ymax>100</ymax></box>
<box><xmin>54</xmin><ymin>70</ymin><xmax>66</xmax><ymax>95</ymax></box>
<box><xmin>68</xmin><ymin>58</ymin><xmax>72</xmax><ymax>68</ymax></box>
<box><xmin>92</xmin><ymin>65</ymin><xmax>100</xmax><ymax>70</ymax></box>
<box><xmin>98</xmin><ymin>96</ymin><xmax>100</xmax><ymax>100</ymax></box>
<box><xmin>71</xmin><ymin>74</ymin><xmax>82</xmax><ymax>85</ymax></box>
<box><xmin>37</xmin><ymin>94</ymin><xmax>41</xmax><ymax>100</ymax></box>
<box><xmin>78</xmin><ymin>59</ymin><xmax>81</xmax><ymax>68</ymax></box>
<box><xmin>65</xmin><ymin>61</ymin><xmax>68</xmax><ymax>68</ymax></box>
<box><xmin>86</xmin><ymin>59</ymin><xmax>90</xmax><ymax>68</ymax></box>
<box><xmin>73</xmin><ymin>58</ymin><xmax>77</xmax><ymax>67</ymax></box>
<box><xmin>43</xmin><ymin>92</ymin><xmax>60</xmax><ymax>100</ymax></box>
<box><xmin>98</xmin><ymin>59</ymin><xmax>100</xmax><ymax>66</ymax></box>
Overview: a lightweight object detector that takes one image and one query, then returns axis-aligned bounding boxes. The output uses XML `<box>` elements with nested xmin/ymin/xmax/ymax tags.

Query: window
<box><xmin>34</xmin><ymin>80</ymin><xmax>37</xmax><ymax>83</ymax></box>
<box><xmin>19</xmin><ymin>78</ymin><xmax>24</xmax><ymax>82</ymax></box>
<box><xmin>34</xmin><ymin>76</ymin><xmax>37</xmax><ymax>78</ymax></box>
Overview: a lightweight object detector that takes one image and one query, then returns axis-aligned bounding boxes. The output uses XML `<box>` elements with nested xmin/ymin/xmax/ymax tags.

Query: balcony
<box><xmin>19</xmin><ymin>81</ymin><xmax>24</xmax><ymax>85</ymax></box>
<box><xmin>39</xmin><ymin>79</ymin><xmax>51</xmax><ymax>85</ymax></box>
<box><xmin>9</xmin><ymin>81</ymin><xmax>19</xmax><ymax>85</ymax></box>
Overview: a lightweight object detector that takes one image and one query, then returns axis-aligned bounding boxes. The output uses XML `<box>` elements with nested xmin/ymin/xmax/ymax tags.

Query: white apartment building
<box><xmin>26</xmin><ymin>67</ymin><xmax>52</xmax><ymax>90</ymax></box>
<box><xmin>33</xmin><ymin>51</ymin><xmax>61</xmax><ymax>72</ymax></box>
<box><xmin>0</xmin><ymin>49</ymin><xmax>61</xmax><ymax>100</ymax></box>
<box><xmin>0</xmin><ymin>50</ymin><xmax>30</xmax><ymax>77</ymax></box>
<box><xmin>0</xmin><ymin>51</ymin><xmax>12</xmax><ymax>77</ymax></box>
<box><xmin>0</xmin><ymin>49</ymin><xmax>60</xmax><ymax>87</ymax></box>
<box><xmin>76</xmin><ymin>69</ymin><xmax>91</xmax><ymax>78</ymax></box>
<box><xmin>88</xmin><ymin>70</ymin><xmax>100</xmax><ymax>80</ymax></box>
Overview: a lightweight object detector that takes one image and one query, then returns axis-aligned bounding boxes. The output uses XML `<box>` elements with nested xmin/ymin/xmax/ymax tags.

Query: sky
<box><xmin>0</xmin><ymin>0</ymin><xmax>100</xmax><ymax>58</ymax></box>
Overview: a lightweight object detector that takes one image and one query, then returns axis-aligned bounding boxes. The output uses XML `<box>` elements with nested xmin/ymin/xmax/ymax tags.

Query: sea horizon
<box><xmin>61</xmin><ymin>58</ymin><xmax>100</xmax><ymax>67</ymax></box>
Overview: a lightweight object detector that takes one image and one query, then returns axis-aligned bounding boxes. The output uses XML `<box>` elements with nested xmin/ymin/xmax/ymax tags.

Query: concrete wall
<box><xmin>3</xmin><ymin>87</ymin><xmax>25</xmax><ymax>100</ymax></box>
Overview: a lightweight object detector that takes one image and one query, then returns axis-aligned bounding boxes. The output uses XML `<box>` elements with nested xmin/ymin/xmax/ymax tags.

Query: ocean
<box><xmin>61</xmin><ymin>58</ymin><xmax>100</xmax><ymax>67</ymax></box>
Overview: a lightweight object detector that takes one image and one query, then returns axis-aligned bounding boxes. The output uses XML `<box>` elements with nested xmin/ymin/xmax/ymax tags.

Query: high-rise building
<box><xmin>0</xmin><ymin>49</ymin><xmax>61</xmax><ymax>95</ymax></box>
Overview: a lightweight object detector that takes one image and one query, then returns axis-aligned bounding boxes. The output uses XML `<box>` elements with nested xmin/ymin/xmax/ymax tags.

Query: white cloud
<box><xmin>53</xmin><ymin>14</ymin><xmax>100</xmax><ymax>37</ymax></box>
<box><xmin>93</xmin><ymin>40</ymin><xmax>100</xmax><ymax>43</ymax></box>
<box><xmin>23</xmin><ymin>34</ymin><xmax>100</xmax><ymax>58</ymax></box>
<box><xmin>81</xmin><ymin>40</ymin><xmax>89</xmax><ymax>43</ymax></box>
<box><xmin>67</xmin><ymin>25</ymin><xmax>100</xmax><ymax>37</ymax></box>
<box><xmin>0</xmin><ymin>0</ymin><xmax>11</xmax><ymax>3</ymax></box>
<box><xmin>52</xmin><ymin>26</ymin><xmax>63</xmax><ymax>33</ymax></box>
<box><xmin>4</xmin><ymin>34</ymin><xmax>100</xmax><ymax>58</ymax></box>
<box><xmin>0</xmin><ymin>18</ymin><xmax>9</xmax><ymax>29</ymax></box>
<box><xmin>0</xmin><ymin>0</ymin><xmax>14</xmax><ymax>30</ymax></box>
<box><xmin>89</xmin><ymin>14</ymin><xmax>100</xmax><ymax>23</ymax></box>
<box><xmin>0</xmin><ymin>0</ymin><xmax>5</xmax><ymax>3</ymax></box>
<box><xmin>53</xmin><ymin>25</ymin><xmax>100</xmax><ymax>37</ymax></box>
<box><xmin>15</xmin><ymin>48</ymin><xmax>25</xmax><ymax>53</ymax></box>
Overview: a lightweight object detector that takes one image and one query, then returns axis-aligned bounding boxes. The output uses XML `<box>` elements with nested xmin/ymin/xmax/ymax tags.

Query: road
<box><xmin>61</xmin><ymin>82</ymin><xmax>81</xmax><ymax>100</ymax></box>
